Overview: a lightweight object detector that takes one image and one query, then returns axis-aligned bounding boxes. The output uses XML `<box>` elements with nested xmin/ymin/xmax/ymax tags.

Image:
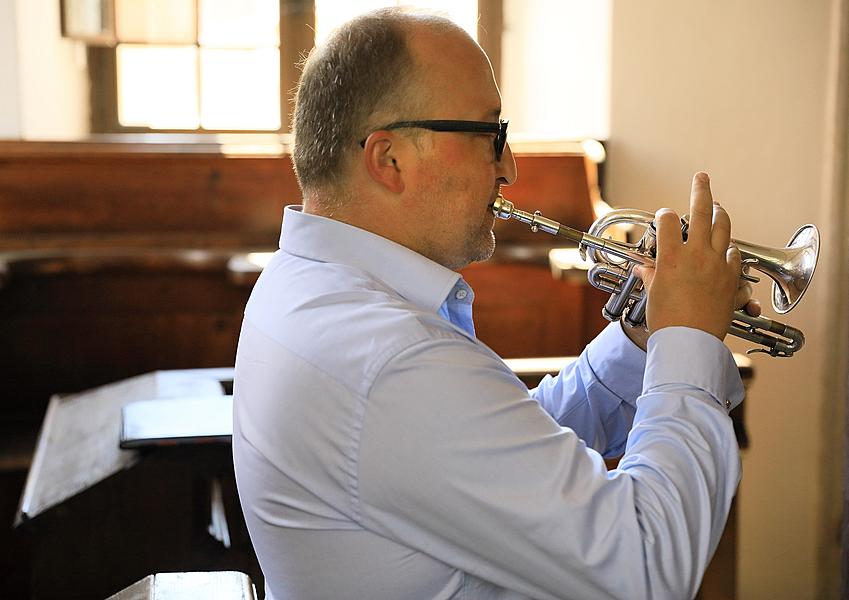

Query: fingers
<box><xmin>633</xmin><ymin>264</ymin><xmax>655</xmax><ymax>292</ymax></box>
<box><xmin>744</xmin><ymin>299</ymin><xmax>762</xmax><ymax>317</ymax></box>
<box><xmin>644</xmin><ymin>173</ymin><xmax>743</xmax><ymax>341</ymax></box>
<box><xmin>735</xmin><ymin>280</ymin><xmax>752</xmax><ymax>304</ymax></box>
<box><xmin>726</xmin><ymin>245</ymin><xmax>742</xmax><ymax>274</ymax></box>
<box><xmin>733</xmin><ymin>277</ymin><xmax>755</xmax><ymax>311</ymax></box>
<box><xmin>711</xmin><ymin>204</ymin><xmax>732</xmax><ymax>253</ymax></box>
<box><xmin>653</xmin><ymin>208</ymin><xmax>683</xmax><ymax>260</ymax></box>
<box><xmin>727</xmin><ymin>246</ymin><xmax>743</xmax><ymax>315</ymax></box>
<box><xmin>733</xmin><ymin>267</ymin><xmax>763</xmax><ymax>316</ymax></box>
<box><xmin>726</xmin><ymin>243</ymin><xmax>742</xmax><ymax>262</ymax></box>
<box><xmin>686</xmin><ymin>172</ymin><xmax>714</xmax><ymax>245</ymax></box>
<box><xmin>686</xmin><ymin>172</ymin><xmax>732</xmax><ymax>252</ymax></box>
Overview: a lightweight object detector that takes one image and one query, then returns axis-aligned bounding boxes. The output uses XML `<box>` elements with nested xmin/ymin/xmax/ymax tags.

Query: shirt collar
<box><xmin>280</xmin><ymin>206</ymin><xmax>461</xmax><ymax>314</ymax></box>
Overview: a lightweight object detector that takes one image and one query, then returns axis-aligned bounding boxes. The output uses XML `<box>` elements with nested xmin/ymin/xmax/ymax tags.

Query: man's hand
<box><xmin>634</xmin><ymin>172</ymin><xmax>741</xmax><ymax>340</ymax></box>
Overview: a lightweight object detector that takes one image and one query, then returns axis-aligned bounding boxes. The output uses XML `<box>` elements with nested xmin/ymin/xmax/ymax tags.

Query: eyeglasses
<box><xmin>360</xmin><ymin>119</ymin><xmax>509</xmax><ymax>161</ymax></box>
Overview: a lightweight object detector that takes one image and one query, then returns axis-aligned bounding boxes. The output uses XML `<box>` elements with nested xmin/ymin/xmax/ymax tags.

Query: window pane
<box><xmin>314</xmin><ymin>0</ymin><xmax>478</xmax><ymax>45</ymax></box>
<box><xmin>199</xmin><ymin>0</ymin><xmax>279</xmax><ymax>47</ymax></box>
<box><xmin>115</xmin><ymin>0</ymin><xmax>196</xmax><ymax>44</ymax></box>
<box><xmin>117</xmin><ymin>44</ymin><xmax>199</xmax><ymax>129</ymax></box>
<box><xmin>502</xmin><ymin>0</ymin><xmax>610</xmax><ymax>139</ymax></box>
<box><xmin>200</xmin><ymin>48</ymin><xmax>280</xmax><ymax>130</ymax></box>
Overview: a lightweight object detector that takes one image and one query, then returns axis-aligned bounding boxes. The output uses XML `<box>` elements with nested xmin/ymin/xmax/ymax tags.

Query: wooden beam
<box><xmin>280</xmin><ymin>0</ymin><xmax>315</xmax><ymax>133</ymax></box>
<box><xmin>477</xmin><ymin>0</ymin><xmax>503</xmax><ymax>86</ymax></box>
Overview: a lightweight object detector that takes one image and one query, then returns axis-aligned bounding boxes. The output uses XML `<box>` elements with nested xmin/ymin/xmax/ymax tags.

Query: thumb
<box><xmin>634</xmin><ymin>264</ymin><xmax>655</xmax><ymax>292</ymax></box>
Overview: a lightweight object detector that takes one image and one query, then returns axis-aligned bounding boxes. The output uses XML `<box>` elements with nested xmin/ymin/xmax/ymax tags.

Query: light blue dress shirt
<box><xmin>233</xmin><ymin>206</ymin><xmax>744</xmax><ymax>600</ymax></box>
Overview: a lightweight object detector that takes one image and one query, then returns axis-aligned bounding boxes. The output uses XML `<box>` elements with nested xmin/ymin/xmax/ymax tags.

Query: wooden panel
<box><xmin>0</xmin><ymin>271</ymin><xmax>249</xmax><ymax>424</ymax></box>
<box><xmin>0</xmin><ymin>152</ymin><xmax>295</xmax><ymax>242</ymax></box>
<box><xmin>0</xmin><ymin>140</ymin><xmax>286</xmax><ymax>426</ymax></box>
<box><xmin>0</xmin><ymin>470</ymin><xmax>30</xmax><ymax>599</ymax></box>
<box><xmin>493</xmin><ymin>154</ymin><xmax>596</xmax><ymax>246</ymax></box>
<box><xmin>27</xmin><ymin>449</ymin><xmax>258</xmax><ymax>600</ymax></box>
<box><xmin>461</xmin><ymin>262</ymin><xmax>609</xmax><ymax>358</ymax></box>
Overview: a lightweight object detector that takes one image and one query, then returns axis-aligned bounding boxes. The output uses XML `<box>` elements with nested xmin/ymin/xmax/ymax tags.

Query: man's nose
<box><xmin>497</xmin><ymin>142</ymin><xmax>518</xmax><ymax>185</ymax></box>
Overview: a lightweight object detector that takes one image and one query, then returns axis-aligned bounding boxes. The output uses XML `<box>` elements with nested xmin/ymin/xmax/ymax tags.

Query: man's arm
<box><xmin>533</xmin><ymin>172</ymin><xmax>757</xmax><ymax>456</ymax></box>
<box><xmin>358</xmin><ymin>331</ymin><xmax>740</xmax><ymax>600</ymax></box>
<box><xmin>530</xmin><ymin>321</ymin><xmax>645</xmax><ymax>458</ymax></box>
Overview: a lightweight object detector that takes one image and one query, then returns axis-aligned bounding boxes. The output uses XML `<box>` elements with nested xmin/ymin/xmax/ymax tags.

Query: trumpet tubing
<box><xmin>491</xmin><ymin>195</ymin><xmax>820</xmax><ymax>358</ymax></box>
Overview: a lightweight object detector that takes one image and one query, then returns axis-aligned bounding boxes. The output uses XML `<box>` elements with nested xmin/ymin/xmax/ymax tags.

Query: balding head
<box><xmin>292</xmin><ymin>8</ymin><xmax>469</xmax><ymax>208</ymax></box>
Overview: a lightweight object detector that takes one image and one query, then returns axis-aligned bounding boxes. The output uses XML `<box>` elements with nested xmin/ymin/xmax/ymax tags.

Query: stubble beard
<box><xmin>466</xmin><ymin>226</ymin><xmax>496</xmax><ymax>265</ymax></box>
<box><xmin>435</xmin><ymin>213</ymin><xmax>496</xmax><ymax>271</ymax></box>
<box><xmin>420</xmin><ymin>168</ymin><xmax>497</xmax><ymax>269</ymax></box>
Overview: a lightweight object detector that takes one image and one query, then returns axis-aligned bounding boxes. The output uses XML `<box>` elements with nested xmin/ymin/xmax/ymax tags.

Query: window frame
<box><xmin>87</xmin><ymin>0</ymin><xmax>501</xmax><ymax>135</ymax></box>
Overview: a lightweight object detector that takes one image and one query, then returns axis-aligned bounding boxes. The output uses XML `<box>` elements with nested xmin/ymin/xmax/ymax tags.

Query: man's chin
<box><xmin>468</xmin><ymin>232</ymin><xmax>496</xmax><ymax>265</ymax></box>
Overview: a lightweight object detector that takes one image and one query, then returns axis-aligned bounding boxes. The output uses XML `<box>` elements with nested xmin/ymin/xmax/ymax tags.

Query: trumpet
<box><xmin>491</xmin><ymin>195</ymin><xmax>820</xmax><ymax>357</ymax></box>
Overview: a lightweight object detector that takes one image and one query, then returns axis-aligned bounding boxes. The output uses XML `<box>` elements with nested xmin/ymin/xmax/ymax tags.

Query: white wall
<box><xmin>0</xmin><ymin>0</ymin><xmax>22</xmax><ymax>138</ymax></box>
<box><xmin>607</xmin><ymin>1</ymin><xmax>845</xmax><ymax>597</ymax></box>
<box><xmin>0</xmin><ymin>0</ymin><xmax>89</xmax><ymax>140</ymax></box>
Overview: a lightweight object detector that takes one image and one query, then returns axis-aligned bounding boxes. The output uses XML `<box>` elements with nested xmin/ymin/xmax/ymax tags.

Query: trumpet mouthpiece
<box><xmin>491</xmin><ymin>195</ymin><xmax>514</xmax><ymax>220</ymax></box>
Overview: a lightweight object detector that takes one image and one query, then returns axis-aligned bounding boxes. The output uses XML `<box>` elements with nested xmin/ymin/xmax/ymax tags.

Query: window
<box><xmin>80</xmin><ymin>1</ymin><xmax>610</xmax><ymax>139</ymax></box>
<box><xmin>78</xmin><ymin>0</ymin><xmax>504</xmax><ymax>133</ymax></box>
<box><xmin>82</xmin><ymin>0</ymin><xmax>494</xmax><ymax>134</ymax></box>
<box><xmin>501</xmin><ymin>0</ymin><xmax>610</xmax><ymax>140</ymax></box>
<box><xmin>84</xmin><ymin>0</ymin><xmax>283</xmax><ymax>132</ymax></box>
<box><xmin>115</xmin><ymin>0</ymin><xmax>280</xmax><ymax>130</ymax></box>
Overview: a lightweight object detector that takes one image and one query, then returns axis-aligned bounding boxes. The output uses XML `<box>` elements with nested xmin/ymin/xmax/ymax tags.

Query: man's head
<box><xmin>293</xmin><ymin>8</ymin><xmax>517</xmax><ymax>270</ymax></box>
<box><xmin>292</xmin><ymin>8</ymin><xmax>430</xmax><ymax>202</ymax></box>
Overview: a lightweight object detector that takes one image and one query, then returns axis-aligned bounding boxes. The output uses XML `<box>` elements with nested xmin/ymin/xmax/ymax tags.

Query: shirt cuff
<box><xmin>645</xmin><ymin>327</ymin><xmax>745</xmax><ymax>412</ymax></box>
<box><xmin>585</xmin><ymin>321</ymin><xmax>647</xmax><ymax>404</ymax></box>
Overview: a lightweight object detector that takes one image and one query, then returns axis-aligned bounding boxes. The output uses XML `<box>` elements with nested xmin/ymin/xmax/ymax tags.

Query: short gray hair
<box><xmin>291</xmin><ymin>8</ymin><xmax>459</xmax><ymax>200</ymax></box>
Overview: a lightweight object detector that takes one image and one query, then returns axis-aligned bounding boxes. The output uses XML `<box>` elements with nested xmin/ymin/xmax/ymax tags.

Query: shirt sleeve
<box><xmin>531</xmin><ymin>321</ymin><xmax>647</xmax><ymax>458</ymax></box>
<box><xmin>356</xmin><ymin>325</ymin><xmax>743</xmax><ymax>600</ymax></box>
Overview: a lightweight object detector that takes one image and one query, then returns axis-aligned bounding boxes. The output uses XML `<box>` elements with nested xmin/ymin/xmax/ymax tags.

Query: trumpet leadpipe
<box><xmin>491</xmin><ymin>195</ymin><xmax>655</xmax><ymax>268</ymax></box>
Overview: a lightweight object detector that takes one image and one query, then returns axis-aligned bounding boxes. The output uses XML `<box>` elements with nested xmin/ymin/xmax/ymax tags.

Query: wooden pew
<box><xmin>0</xmin><ymin>137</ymin><xmax>603</xmax><ymax>426</ymax></box>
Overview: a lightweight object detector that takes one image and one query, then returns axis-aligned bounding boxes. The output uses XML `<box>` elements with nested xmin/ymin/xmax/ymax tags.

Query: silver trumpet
<box><xmin>491</xmin><ymin>195</ymin><xmax>820</xmax><ymax>357</ymax></box>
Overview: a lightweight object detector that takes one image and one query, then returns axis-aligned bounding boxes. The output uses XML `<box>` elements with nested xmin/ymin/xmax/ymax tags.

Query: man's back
<box><xmin>233</xmin><ymin>208</ymin><xmax>527</xmax><ymax>599</ymax></box>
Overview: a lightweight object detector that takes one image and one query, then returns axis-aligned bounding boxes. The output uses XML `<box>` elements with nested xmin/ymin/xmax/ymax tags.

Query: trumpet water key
<box><xmin>491</xmin><ymin>195</ymin><xmax>820</xmax><ymax>357</ymax></box>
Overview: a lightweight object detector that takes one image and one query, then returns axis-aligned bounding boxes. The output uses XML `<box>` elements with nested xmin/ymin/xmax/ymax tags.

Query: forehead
<box><xmin>407</xmin><ymin>25</ymin><xmax>501</xmax><ymax>117</ymax></box>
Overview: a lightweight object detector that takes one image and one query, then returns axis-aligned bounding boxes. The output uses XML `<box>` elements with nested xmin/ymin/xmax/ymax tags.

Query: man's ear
<box><xmin>362</xmin><ymin>132</ymin><xmax>405</xmax><ymax>194</ymax></box>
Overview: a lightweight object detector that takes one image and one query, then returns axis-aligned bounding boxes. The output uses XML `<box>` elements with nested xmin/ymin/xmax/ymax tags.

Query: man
<box><xmin>233</xmin><ymin>8</ymin><xmax>749</xmax><ymax>599</ymax></box>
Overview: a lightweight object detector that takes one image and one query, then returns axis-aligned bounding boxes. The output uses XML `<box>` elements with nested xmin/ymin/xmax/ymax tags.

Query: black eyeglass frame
<box><xmin>359</xmin><ymin>119</ymin><xmax>509</xmax><ymax>161</ymax></box>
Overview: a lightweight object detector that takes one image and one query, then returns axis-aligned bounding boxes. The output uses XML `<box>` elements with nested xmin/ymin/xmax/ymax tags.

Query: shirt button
<box><xmin>455</xmin><ymin>289</ymin><xmax>468</xmax><ymax>300</ymax></box>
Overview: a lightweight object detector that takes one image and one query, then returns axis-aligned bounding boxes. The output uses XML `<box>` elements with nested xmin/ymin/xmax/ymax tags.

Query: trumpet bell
<box><xmin>768</xmin><ymin>224</ymin><xmax>820</xmax><ymax>314</ymax></box>
<box><xmin>587</xmin><ymin>207</ymin><xmax>821</xmax><ymax>315</ymax></box>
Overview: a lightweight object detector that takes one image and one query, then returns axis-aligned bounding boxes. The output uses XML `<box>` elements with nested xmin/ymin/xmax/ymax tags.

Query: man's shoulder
<box><xmin>241</xmin><ymin>254</ymin><xmax>469</xmax><ymax>397</ymax></box>
<box><xmin>248</xmin><ymin>252</ymin><xmax>438</xmax><ymax>333</ymax></box>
